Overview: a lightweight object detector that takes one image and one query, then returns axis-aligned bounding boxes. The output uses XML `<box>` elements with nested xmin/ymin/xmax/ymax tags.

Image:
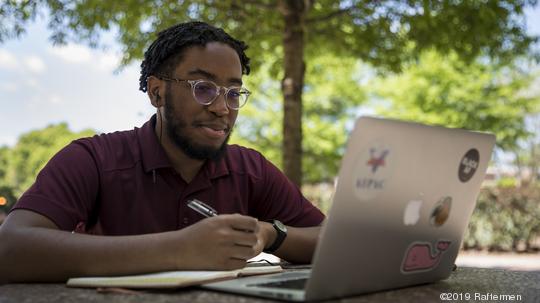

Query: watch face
<box><xmin>275</xmin><ymin>220</ymin><xmax>287</xmax><ymax>232</ymax></box>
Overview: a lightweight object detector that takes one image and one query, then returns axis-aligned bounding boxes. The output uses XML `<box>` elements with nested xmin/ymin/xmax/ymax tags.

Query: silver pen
<box><xmin>187</xmin><ymin>199</ymin><xmax>218</xmax><ymax>217</ymax></box>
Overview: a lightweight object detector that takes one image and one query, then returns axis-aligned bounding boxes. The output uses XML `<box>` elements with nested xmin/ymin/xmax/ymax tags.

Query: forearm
<box><xmin>0</xmin><ymin>226</ymin><xmax>180</xmax><ymax>283</ymax></box>
<box><xmin>0</xmin><ymin>211</ymin><xmax>260</xmax><ymax>283</ymax></box>
<box><xmin>273</xmin><ymin>226</ymin><xmax>322</xmax><ymax>264</ymax></box>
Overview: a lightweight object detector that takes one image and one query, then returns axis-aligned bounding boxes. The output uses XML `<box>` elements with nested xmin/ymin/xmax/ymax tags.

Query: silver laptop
<box><xmin>203</xmin><ymin>116</ymin><xmax>495</xmax><ymax>301</ymax></box>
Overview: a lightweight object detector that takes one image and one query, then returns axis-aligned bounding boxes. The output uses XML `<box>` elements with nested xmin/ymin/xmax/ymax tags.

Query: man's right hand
<box><xmin>165</xmin><ymin>214</ymin><xmax>260</xmax><ymax>270</ymax></box>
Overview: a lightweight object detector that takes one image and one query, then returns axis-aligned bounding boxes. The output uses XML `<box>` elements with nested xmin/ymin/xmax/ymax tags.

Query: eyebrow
<box><xmin>187</xmin><ymin>68</ymin><xmax>243</xmax><ymax>86</ymax></box>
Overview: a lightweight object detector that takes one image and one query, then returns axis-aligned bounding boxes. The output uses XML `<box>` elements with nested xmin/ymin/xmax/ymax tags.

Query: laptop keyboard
<box><xmin>248</xmin><ymin>277</ymin><xmax>308</xmax><ymax>290</ymax></box>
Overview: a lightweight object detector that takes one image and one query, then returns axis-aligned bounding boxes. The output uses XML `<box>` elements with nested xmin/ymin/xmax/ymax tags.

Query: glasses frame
<box><xmin>158</xmin><ymin>76</ymin><xmax>251</xmax><ymax>110</ymax></box>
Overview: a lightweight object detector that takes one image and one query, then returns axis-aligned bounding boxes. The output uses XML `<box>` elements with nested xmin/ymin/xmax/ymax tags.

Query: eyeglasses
<box><xmin>158</xmin><ymin>76</ymin><xmax>251</xmax><ymax>110</ymax></box>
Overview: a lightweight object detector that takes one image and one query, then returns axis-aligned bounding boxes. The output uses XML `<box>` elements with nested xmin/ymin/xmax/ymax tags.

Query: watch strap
<box><xmin>264</xmin><ymin>220</ymin><xmax>287</xmax><ymax>253</ymax></box>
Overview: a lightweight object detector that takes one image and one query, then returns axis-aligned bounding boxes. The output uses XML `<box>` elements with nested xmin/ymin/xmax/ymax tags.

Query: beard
<box><xmin>162</xmin><ymin>87</ymin><xmax>230</xmax><ymax>161</ymax></box>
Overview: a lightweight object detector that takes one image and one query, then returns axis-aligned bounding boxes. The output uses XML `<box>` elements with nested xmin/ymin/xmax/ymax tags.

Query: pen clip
<box><xmin>187</xmin><ymin>199</ymin><xmax>218</xmax><ymax>217</ymax></box>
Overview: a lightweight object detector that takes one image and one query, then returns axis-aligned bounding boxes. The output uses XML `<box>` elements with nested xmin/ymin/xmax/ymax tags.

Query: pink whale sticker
<box><xmin>401</xmin><ymin>240</ymin><xmax>451</xmax><ymax>273</ymax></box>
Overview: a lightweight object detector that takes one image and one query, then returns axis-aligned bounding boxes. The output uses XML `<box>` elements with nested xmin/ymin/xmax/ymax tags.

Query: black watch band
<box><xmin>264</xmin><ymin>220</ymin><xmax>287</xmax><ymax>253</ymax></box>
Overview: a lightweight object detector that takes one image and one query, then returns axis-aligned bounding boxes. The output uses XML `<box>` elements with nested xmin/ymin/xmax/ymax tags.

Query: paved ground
<box><xmin>456</xmin><ymin>251</ymin><xmax>540</xmax><ymax>271</ymax></box>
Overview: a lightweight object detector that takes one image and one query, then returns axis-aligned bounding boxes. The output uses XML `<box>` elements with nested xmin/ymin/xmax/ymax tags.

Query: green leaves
<box><xmin>370</xmin><ymin>50</ymin><xmax>539</xmax><ymax>150</ymax></box>
<box><xmin>2</xmin><ymin>1</ymin><xmax>536</xmax><ymax>73</ymax></box>
<box><xmin>464</xmin><ymin>187</ymin><xmax>540</xmax><ymax>251</ymax></box>
<box><xmin>0</xmin><ymin>0</ymin><xmax>39</xmax><ymax>43</ymax></box>
<box><xmin>0</xmin><ymin>124</ymin><xmax>95</xmax><ymax>210</ymax></box>
<box><xmin>230</xmin><ymin>54</ymin><xmax>367</xmax><ymax>183</ymax></box>
<box><xmin>1</xmin><ymin>0</ymin><xmax>538</xmax><ymax>185</ymax></box>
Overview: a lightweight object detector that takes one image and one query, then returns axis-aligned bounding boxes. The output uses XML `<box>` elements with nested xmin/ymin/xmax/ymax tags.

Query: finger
<box><xmin>230</xmin><ymin>230</ymin><xmax>258</xmax><ymax>247</ymax></box>
<box><xmin>223</xmin><ymin>214</ymin><xmax>259</xmax><ymax>232</ymax></box>
<box><xmin>229</xmin><ymin>245</ymin><xmax>257</xmax><ymax>261</ymax></box>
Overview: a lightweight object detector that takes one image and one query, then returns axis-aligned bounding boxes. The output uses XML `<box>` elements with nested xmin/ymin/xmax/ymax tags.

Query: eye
<box><xmin>193</xmin><ymin>82</ymin><xmax>219</xmax><ymax>102</ymax></box>
<box><xmin>227</xmin><ymin>89</ymin><xmax>241</xmax><ymax>99</ymax></box>
<box><xmin>195</xmin><ymin>82</ymin><xmax>216</xmax><ymax>93</ymax></box>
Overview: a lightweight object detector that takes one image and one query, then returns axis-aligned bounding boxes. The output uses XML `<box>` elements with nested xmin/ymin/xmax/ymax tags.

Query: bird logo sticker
<box><xmin>354</xmin><ymin>144</ymin><xmax>393</xmax><ymax>201</ymax></box>
<box><xmin>366</xmin><ymin>148</ymin><xmax>389</xmax><ymax>173</ymax></box>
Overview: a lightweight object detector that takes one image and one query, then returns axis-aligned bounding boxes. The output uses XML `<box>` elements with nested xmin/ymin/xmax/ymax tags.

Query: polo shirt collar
<box><xmin>137</xmin><ymin>115</ymin><xmax>230</xmax><ymax>180</ymax></box>
<box><xmin>138</xmin><ymin>115</ymin><xmax>171</xmax><ymax>173</ymax></box>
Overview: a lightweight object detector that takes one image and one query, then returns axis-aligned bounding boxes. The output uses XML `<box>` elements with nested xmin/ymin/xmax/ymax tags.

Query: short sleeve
<box><xmin>253</xmin><ymin>155</ymin><xmax>325</xmax><ymax>227</ymax></box>
<box><xmin>11</xmin><ymin>141</ymin><xmax>100</xmax><ymax>231</ymax></box>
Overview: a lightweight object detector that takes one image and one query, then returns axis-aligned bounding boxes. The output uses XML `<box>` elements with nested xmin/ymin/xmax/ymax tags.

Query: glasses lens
<box><xmin>226</xmin><ymin>88</ymin><xmax>243</xmax><ymax>109</ymax></box>
<box><xmin>193</xmin><ymin>81</ymin><xmax>219</xmax><ymax>105</ymax></box>
<box><xmin>226</xmin><ymin>88</ymin><xmax>249</xmax><ymax>109</ymax></box>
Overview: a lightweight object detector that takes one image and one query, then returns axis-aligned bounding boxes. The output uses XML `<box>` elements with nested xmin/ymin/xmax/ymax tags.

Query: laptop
<box><xmin>203</xmin><ymin>116</ymin><xmax>495</xmax><ymax>301</ymax></box>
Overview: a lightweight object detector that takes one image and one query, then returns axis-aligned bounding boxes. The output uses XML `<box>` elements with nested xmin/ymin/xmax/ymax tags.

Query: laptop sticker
<box><xmin>366</xmin><ymin>148</ymin><xmax>389</xmax><ymax>173</ymax></box>
<box><xmin>430</xmin><ymin>196</ymin><xmax>452</xmax><ymax>227</ymax></box>
<box><xmin>354</xmin><ymin>143</ymin><xmax>394</xmax><ymax>201</ymax></box>
<box><xmin>401</xmin><ymin>240</ymin><xmax>451</xmax><ymax>274</ymax></box>
<box><xmin>403</xmin><ymin>199</ymin><xmax>423</xmax><ymax>226</ymax></box>
<box><xmin>458</xmin><ymin>148</ymin><xmax>479</xmax><ymax>182</ymax></box>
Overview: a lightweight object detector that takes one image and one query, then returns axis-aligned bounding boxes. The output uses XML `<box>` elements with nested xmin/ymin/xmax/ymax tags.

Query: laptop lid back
<box><xmin>305</xmin><ymin>116</ymin><xmax>495</xmax><ymax>301</ymax></box>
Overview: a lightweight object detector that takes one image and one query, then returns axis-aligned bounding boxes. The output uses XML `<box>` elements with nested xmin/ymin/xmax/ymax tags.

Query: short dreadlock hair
<box><xmin>139</xmin><ymin>21</ymin><xmax>251</xmax><ymax>92</ymax></box>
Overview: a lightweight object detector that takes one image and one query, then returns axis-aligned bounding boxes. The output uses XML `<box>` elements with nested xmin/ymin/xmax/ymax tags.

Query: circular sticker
<box><xmin>430</xmin><ymin>196</ymin><xmax>452</xmax><ymax>227</ymax></box>
<box><xmin>353</xmin><ymin>142</ymin><xmax>393</xmax><ymax>201</ymax></box>
<box><xmin>458</xmin><ymin>148</ymin><xmax>480</xmax><ymax>183</ymax></box>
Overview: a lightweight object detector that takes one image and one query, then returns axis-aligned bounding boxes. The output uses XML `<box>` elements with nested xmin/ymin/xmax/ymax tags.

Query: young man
<box><xmin>0</xmin><ymin>21</ymin><xmax>324</xmax><ymax>283</ymax></box>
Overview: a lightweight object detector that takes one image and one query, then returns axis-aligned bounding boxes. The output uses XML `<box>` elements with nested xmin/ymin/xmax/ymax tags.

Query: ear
<box><xmin>147</xmin><ymin>75</ymin><xmax>165</xmax><ymax>108</ymax></box>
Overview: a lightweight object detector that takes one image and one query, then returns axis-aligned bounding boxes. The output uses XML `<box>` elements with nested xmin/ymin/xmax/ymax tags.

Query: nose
<box><xmin>207</xmin><ymin>90</ymin><xmax>229</xmax><ymax>116</ymax></box>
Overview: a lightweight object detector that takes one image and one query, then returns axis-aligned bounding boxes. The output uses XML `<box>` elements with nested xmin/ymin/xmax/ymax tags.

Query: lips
<box><xmin>195</xmin><ymin>122</ymin><xmax>230</xmax><ymax>139</ymax></box>
<box><xmin>196</xmin><ymin>122</ymin><xmax>229</xmax><ymax>132</ymax></box>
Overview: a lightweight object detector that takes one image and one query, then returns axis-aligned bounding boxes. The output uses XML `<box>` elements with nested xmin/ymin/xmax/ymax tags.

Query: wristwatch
<box><xmin>264</xmin><ymin>220</ymin><xmax>288</xmax><ymax>253</ymax></box>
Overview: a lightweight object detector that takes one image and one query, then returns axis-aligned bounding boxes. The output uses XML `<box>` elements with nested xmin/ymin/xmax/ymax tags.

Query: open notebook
<box><xmin>67</xmin><ymin>265</ymin><xmax>283</xmax><ymax>289</ymax></box>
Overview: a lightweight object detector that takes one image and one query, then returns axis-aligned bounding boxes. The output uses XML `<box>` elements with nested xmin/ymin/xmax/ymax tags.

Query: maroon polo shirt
<box><xmin>12</xmin><ymin>116</ymin><xmax>325</xmax><ymax>235</ymax></box>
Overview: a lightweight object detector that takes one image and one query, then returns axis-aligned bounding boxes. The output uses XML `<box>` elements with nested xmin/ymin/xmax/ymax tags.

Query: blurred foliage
<box><xmin>369</xmin><ymin>50</ymin><xmax>540</xmax><ymax>150</ymax></box>
<box><xmin>513</xmin><ymin>114</ymin><xmax>540</xmax><ymax>185</ymax></box>
<box><xmin>301</xmin><ymin>182</ymin><xmax>335</xmax><ymax>214</ymax></box>
<box><xmin>497</xmin><ymin>177</ymin><xmax>519</xmax><ymax>188</ymax></box>
<box><xmin>231</xmin><ymin>54</ymin><xmax>366</xmax><ymax>183</ymax></box>
<box><xmin>1</xmin><ymin>0</ymin><xmax>538</xmax><ymax>185</ymax></box>
<box><xmin>0</xmin><ymin>147</ymin><xmax>16</xmax><ymax>212</ymax></box>
<box><xmin>464</xmin><ymin>187</ymin><xmax>540</xmax><ymax>251</ymax></box>
<box><xmin>0</xmin><ymin>124</ymin><xmax>95</xmax><ymax>212</ymax></box>
<box><xmin>231</xmin><ymin>49</ymin><xmax>540</xmax><ymax>183</ymax></box>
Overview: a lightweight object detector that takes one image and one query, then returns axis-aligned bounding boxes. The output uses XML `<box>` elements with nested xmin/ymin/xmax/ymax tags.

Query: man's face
<box><xmin>161</xmin><ymin>42</ymin><xmax>243</xmax><ymax>160</ymax></box>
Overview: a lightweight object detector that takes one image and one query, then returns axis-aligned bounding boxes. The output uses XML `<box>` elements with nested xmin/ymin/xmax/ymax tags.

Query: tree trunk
<box><xmin>278</xmin><ymin>0</ymin><xmax>307</xmax><ymax>186</ymax></box>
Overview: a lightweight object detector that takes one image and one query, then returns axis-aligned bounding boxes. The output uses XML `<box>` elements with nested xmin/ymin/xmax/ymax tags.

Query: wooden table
<box><xmin>1</xmin><ymin>267</ymin><xmax>539</xmax><ymax>302</ymax></box>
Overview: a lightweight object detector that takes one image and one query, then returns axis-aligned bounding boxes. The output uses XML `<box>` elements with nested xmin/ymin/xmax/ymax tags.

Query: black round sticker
<box><xmin>458</xmin><ymin>148</ymin><xmax>480</xmax><ymax>182</ymax></box>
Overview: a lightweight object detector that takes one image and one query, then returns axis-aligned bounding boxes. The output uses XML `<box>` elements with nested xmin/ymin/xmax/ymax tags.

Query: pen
<box><xmin>187</xmin><ymin>199</ymin><xmax>218</xmax><ymax>217</ymax></box>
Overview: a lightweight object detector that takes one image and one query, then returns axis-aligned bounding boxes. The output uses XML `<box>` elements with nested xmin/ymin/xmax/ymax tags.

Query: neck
<box><xmin>155</xmin><ymin>120</ymin><xmax>205</xmax><ymax>183</ymax></box>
